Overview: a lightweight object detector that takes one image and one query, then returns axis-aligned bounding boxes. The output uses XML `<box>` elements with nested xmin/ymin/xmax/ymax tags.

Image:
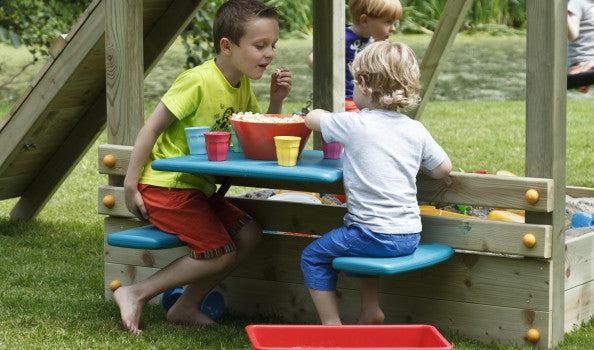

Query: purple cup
<box><xmin>322</xmin><ymin>136</ymin><xmax>343</xmax><ymax>159</ymax></box>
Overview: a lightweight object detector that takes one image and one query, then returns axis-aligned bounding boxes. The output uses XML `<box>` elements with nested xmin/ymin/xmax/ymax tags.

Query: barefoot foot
<box><xmin>113</xmin><ymin>286</ymin><xmax>145</xmax><ymax>334</ymax></box>
<box><xmin>167</xmin><ymin>303</ymin><xmax>218</xmax><ymax>326</ymax></box>
<box><xmin>358</xmin><ymin>307</ymin><xmax>385</xmax><ymax>325</ymax></box>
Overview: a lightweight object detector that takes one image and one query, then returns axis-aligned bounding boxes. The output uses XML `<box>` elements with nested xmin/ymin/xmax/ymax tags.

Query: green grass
<box><xmin>2</xmin><ymin>33</ymin><xmax>594</xmax><ymax>349</ymax></box>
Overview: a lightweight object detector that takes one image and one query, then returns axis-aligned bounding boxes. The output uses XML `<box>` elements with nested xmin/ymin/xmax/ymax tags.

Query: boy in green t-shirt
<box><xmin>115</xmin><ymin>0</ymin><xmax>292</xmax><ymax>334</ymax></box>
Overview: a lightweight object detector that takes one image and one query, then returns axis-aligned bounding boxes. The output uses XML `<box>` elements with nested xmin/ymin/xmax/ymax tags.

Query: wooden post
<box><xmin>409</xmin><ymin>0</ymin><xmax>472</xmax><ymax>121</ymax></box>
<box><xmin>525</xmin><ymin>0</ymin><xmax>567</xmax><ymax>347</ymax></box>
<box><xmin>105</xmin><ymin>0</ymin><xmax>144</xmax><ymax>148</ymax></box>
<box><xmin>312</xmin><ymin>0</ymin><xmax>344</xmax><ymax>150</ymax></box>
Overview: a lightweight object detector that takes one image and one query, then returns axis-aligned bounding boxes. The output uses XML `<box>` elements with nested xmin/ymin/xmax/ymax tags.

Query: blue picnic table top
<box><xmin>151</xmin><ymin>150</ymin><xmax>343</xmax><ymax>184</ymax></box>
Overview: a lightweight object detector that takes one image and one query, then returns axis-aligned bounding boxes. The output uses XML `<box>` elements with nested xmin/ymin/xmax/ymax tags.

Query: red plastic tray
<box><xmin>245</xmin><ymin>324</ymin><xmax>453</xmax><ymax>350</ymax></box>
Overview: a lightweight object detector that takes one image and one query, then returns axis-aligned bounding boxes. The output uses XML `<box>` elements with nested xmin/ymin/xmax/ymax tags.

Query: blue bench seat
<box><xmin>332</xmin><ymin>243</ymin><xmax>454</xmax><ymax>275</ymax></box>
<box><xmin>107</xmin><ymin>225</ymin><xmax>186</xmax><ymax>249</ymax></box>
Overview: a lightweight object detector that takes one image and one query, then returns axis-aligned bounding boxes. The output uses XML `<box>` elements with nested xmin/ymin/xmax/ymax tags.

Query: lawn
<box><xmin>1</xmin><ymin>32</ymin><xmax>594</xmax><ymax>349</ymax></box>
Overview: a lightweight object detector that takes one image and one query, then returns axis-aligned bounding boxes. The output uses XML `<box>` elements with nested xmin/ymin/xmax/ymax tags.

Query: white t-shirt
<box><xmin>568</xmin><ymin>0</ymin><xmax>594</xmax><ymax>66</ymax></box>
<box><xmin>320</xmin><ymin>108</ymin><xmax>448</xmax><ymax>234</ymax></box>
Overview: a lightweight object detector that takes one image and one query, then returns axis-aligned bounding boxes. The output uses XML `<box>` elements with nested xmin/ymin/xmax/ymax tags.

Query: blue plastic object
<box><xmin>161</xmin><ymin>287</ymin><xmax>184</xmax><ymax>310</ymax></box>
<box><xmin>151</xmin><ymin>150</ymin><xmax>343</xmax><ymax>184</ymax></box>
<box><xmin>161</xmin><ymin>289</ymin><xmax>225</xmax><ymax>320</ymax></box>
<box><xmin>200</xmin><ymin>290</ymin><xmax>225</xmax><ymax>320</ymax></box>
<box><xmin>571</xmin><ymin>212</ymin><xmax>594</xmax><ymax>228</ymax></box>
<box><xmin>107</xmin><ymin>225</ymin><xmax>186</xmax><ymax>249</ymax></box>
<box><xmin>332</xmin><ymin>243</ymin><xmax>454</xmax><ymax>276</ymax></box>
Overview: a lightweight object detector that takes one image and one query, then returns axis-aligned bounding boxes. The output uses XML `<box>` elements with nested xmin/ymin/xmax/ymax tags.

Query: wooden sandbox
<box><xmin>100</xmin><ymin>150</ymin><xmax>594</xmax><ymax>349</ymax></box>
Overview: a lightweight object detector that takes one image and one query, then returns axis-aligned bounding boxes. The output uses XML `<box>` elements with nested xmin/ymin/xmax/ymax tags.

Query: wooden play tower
<box><xmin>1</xmin><ymin>1</ymin><xmax>592</xmax><ymax>348</ymax></box>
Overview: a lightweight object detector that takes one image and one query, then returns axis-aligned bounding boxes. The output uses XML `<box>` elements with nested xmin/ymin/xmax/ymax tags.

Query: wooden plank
<box><xmin>228</xmin><ymin>197</ymin><xmax>551</xmax><ymax>257</ymax></box>
<box><xmin>105</xmin><ymin>244</ymin><xmax>188</xmax><ymax>268</ymax></box>
<box><xmin>410</xmin><ymin>0</ymin><xmax>473</xmax><ymax>120</ymax></box>
<box><xmin>98</xmin><ymin>185</ymin><xmax>135</xmax><ymax>218</ymax></box>
<box><xmin>105</xmin><ymin>0</ymin><xmax>144</xmax><ymax>146</ymax></box>
<box><xmin>63</xmin><ymin>0</ymin><xmax>102</xmax><ymax>42</ymax></box>
<box><xmin>9</xmin><ymin>94</ymin><xmax>107</xmax><ymax>219</ymax></box>
<box><xmin>49</xmin><ymin>35</ymin><xmax>68</xmax><ymax>59</ymax></box>
<box><xmin>2</xmin><ymin>87</ymin><xmax>31</xmax><ymax>127</ymax></box>
<box><xmin>219</xmin><ymin>276</ymin><xmax>550</xmax><ymax>348</ymax></box>
<box><xmin>417</xmin><ymin>172</ymin><xmax>554</xmax><ymax>212</ymax></box>
<box><xmin>421</xmin><ymin>215</ymin><xmax>551</xmax><ymax>258</ymax></box>
<box><xmin>525</xmin><ymin>0</ymin><xmax>567</xmax><ymax>346</ymax></box>
<box><xmin>565</xmin><ymin>230</ymin><xmax>594</xmax><ymax>289</ymax></box>
<box><xmin>98</xmin><ymin>144</ymin><xmax>133</xmax><ymax>176</ymax></box>
<box><xmin>104</xmin><ymin>262</ymin><xmax>162</xmax><ymax>304</ymax></box>
<box><xmin>228</xmin><ymin>233</ymin><xmax>551</xmax><ymax>311</ymax></box>
<box><xmin>0</xmin><ymin>175</ymin><xmax>29</xmax><ymax>199</ymax></box>
<box><xmin>1</xmin><ymin>108</ymin><xmax>91</xmax><ymax>172</ymax></box>
<box><xmin>564</xmin><ymin>279</ymin><xmax>594</xmax><ymax>332</ymax></box>
<box><xmin>566</xmin><ymin>185</ymin><xmax>594</xmax><ymax>198</ymax></box>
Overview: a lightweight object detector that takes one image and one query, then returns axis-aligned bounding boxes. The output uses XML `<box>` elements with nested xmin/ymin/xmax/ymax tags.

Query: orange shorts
<box><xmin>345</xmin><ymin>98</ymin><xmax>360</xmax><ymax>112</ymax></box>
<box><xmin>138</xmin><ymin>184</ymin><xmax>253</xmax><ymax>259</ymax></box>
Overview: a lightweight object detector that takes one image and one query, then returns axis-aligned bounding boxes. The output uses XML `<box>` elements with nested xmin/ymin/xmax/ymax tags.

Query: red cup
<box><xmin>322</xmin><ymin>136</ymin><xmax>343</xmax><ymax>159</ymax></box>
<box><xmin>204</xmin><ymin>132</ymin><xmax>230</xmax><ymax>161</ymax></box>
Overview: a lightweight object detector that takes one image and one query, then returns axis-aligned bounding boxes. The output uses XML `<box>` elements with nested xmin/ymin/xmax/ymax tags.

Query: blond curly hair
<box><xmin>350</xmin><ymin>41</ymin><xmax>421</xmax><ymax>111</ymax></box>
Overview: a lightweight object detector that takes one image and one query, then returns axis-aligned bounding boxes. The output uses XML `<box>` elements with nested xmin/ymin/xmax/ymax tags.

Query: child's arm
<box><xmin>123</xmin><ymin>102</ymin><xmax>176</xmax><ymax>220</ymax></box>
<box><xmin>420</xmin><ymin>157</ymin><xmax>452</xmax><ymax>179</ymax></box>
<box><xmin>568</xmin><ymin>12</ymin><xmax>580</xmax><ymax>41</ymax></box>
<box><xmin>304</xmin><ymin>108</ymin><xmax>327</xmax><ymax>131</ymax></box>
<box><xmin>267</xmin><ymin>67</ymin><xmax>292</xmax><ymax>113</ymax></box>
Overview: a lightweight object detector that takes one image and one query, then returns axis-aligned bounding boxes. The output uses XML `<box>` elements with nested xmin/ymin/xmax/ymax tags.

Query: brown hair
<box><xmin>213</xmin><ymin>0</ymin><xmax>278</xmax><ymax>53</ymax></box>
<box><xmin>349</xmin><ymin>0</ymin><xmax>403</xmax><ymax>25</ymax></box>
<box><xmin>351</xmin><ymin>41</ymin><xmax>421</xmax><ymax>111</ymax></box>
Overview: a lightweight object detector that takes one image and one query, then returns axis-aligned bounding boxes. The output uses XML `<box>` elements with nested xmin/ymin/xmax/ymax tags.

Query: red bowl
<box><xmin>229</xmin><ymin>114</ymin><xmax>312</xmax><ymax>160</ymax></box>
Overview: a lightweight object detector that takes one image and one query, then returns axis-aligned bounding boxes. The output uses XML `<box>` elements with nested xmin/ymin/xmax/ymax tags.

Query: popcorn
<box><xmin>230</xmin><ymin>112</ymin><xmax>304</xmax><ymax>123</ymax></box>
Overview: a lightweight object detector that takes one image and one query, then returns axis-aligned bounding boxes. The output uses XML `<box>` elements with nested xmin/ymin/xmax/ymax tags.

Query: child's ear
<box><xmin>220</xmin><ymin>38</ymin><xmax>232</xmax><ymax>56</ymax></box>
<box><xmin>359</xmin><ymin>14</ymin><xmax>369</xmax><ymax>27</ymax></box>
<box><xmin>358</xmin><ymin>76</ymin><xmax>368</xmax><ymax>90</ymax></box>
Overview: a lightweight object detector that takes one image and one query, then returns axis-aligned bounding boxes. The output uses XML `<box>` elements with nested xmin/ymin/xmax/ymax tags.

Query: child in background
<box><xmin>301</xmin><ymin>41</ymin><xmax>451</xmax><ymax>325</ymax></box>
<box><xmin>567</xmin><ymin>0</ymin><xmax>594</xmax><ymax>93</ymax></box>
<box><xmin>115</xmin><ymin>0</ymin><xmax>292</xmax><ymax>334</ymax></box>
<box><xmin>307</xmin><ymin>0</ymin><xmax>402</xmax><ymax>112</ymax></box>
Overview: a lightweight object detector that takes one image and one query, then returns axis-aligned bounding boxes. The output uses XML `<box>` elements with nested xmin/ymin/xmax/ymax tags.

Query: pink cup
<box><xmin>204</xmin><ymin>132</ymin><xmax>230</xmax><ymax>161</ymax></box>
<box><xmin>322</xmin><ymin>136</ymin><xmax>343</xmax><ymax>159</ymax></box>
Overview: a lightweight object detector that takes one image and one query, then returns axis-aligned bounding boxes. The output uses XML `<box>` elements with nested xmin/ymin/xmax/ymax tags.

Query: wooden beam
<box><xmin>10</xmin><ymin>93</ymin><xmax>107</xmax><ymax>220</ymax></box>
<box><xmin>105</xmin><ymin>0</ymin><xmax>144</xmax><ymax>146</ymax></box>
<box><xmin>312</xmin><ymin>0</ymin><xmax>344</xmax><ymax>150</ymax></box>
<box><xmin>409</xmin><ymin>0</ymin><xmax>473</xmax><ymax>120</ymax></box>
<box><xmin>525</xmin><ymin>0</ymin><xmax>567</xmax><ymax>347</ymax></box>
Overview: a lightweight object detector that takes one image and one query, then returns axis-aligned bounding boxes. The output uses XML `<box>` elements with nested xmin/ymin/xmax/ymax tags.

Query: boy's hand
<box><xmin>270</xmin><ymin>67</ymin><xmax>292</xmax><ymax>102</ymax></box>
<box><xmin>124</xmin><ymin>183</ymin><xmax>148</xmax><ymax>221</ymax></box>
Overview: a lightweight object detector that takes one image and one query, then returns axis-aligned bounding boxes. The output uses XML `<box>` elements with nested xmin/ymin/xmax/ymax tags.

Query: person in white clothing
<box><xmin>301</xmin><ymin>40</ymin><xmax>452</xmax><ymax>325</ymax></box>
<box><xmin>567</xmin><ymin>0</ymin><xmax>594</xmax><ymax>92</ymax></box>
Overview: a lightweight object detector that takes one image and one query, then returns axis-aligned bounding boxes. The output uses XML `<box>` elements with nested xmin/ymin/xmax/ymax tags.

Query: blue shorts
<box><xmin>301</xmin><ymin>223</ymin><xmax>420</xmax><ymax>291</ymax></box>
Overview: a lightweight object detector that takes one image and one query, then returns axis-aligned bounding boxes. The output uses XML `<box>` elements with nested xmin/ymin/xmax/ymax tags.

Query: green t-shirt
<box><xmin>139</xmin><ymin>59</ymin><xmax>262</xmax><ymax>196</ymax></box>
